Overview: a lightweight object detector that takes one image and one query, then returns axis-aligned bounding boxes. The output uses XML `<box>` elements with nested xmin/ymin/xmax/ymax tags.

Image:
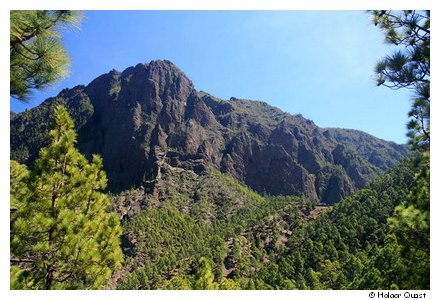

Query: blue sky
<box><xmin>10</xmin><ymin>10</ymin><xmax>412</xmax><ymax>143</ymax></box>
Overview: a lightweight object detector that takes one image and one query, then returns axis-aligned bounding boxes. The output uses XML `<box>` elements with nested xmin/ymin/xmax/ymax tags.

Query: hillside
<box><xmin>110</xmin><ymin>156</ymin><xmax>419</xmax><ymax>289</ymax></box>
<box><xmin>10</xmin><ymin>60</ymin><xmax>408</xmax><ymax>204</ymax></box>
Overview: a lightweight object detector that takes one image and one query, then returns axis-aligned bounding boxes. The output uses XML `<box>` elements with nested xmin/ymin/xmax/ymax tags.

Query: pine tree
<box><xmin>219</xmin><ymin>278</ymin><xmax>241</xmax><ymax>290</ymax></box>
<box><xmin>387</xmin><ymin>152</ymin><xmax>430</xmax><ymax>289</ymax></box>
<box><xmin>304</xmin><ymin>268</ymin><xmax>322</xmax><ymax>290</ymax></box>
<box><xmin>370</xmin><ymin>10</ymin><xmax>430</xmax><ymax>289</ymax></box>
<box><xmin>10</xmin><ymin>10</ymin><xmax>82</xmax><ymax>100</ymax></box>
<box><xmin>158</xmin><ymin>275</ymin><xmax>192</xmax><ymax>290</ymax></box>
<box><xmin>370</xmin><ymin>10</ymin><xmax>430</xmax><ymax>149</ymax></box>
<box><xmin>10</xmin><ymin>160</ymin><xmax>30</xmax><ymax>211</ymax></box>
<box><xmin>10</xmin><ymin>105</ymin><xmax>123</xmax><ymax>289</ymax></box>
<box><xmin>193</xmin><ymin>257</ymin><xmax>219</xmax><ymax>290</ymax></box>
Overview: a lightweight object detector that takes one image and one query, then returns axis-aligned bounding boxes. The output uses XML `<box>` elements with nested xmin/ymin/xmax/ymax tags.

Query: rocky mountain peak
<box><xmin>10</xmin><ymin>60</ymin><xmax>409</xmax><ymax>203</ymax></box>
<box><xmin>122</xmin><ymin>60</ymin><xmax>194</xmax><ymax>102</ymax></box>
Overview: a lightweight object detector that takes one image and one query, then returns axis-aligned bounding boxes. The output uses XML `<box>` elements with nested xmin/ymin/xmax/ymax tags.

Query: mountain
<box><xmin>10</xmin><ymin>60</ymin><xmax>408</xmax><ymax>204</ymax></box>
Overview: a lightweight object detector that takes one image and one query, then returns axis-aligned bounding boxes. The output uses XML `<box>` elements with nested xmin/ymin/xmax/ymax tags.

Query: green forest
<box><xmin>116</xmin><ymin>155</ymin><xmax>427</xmax><ymax>290</ymax></box>
<box><xmin>10</xmin><ymin>10</ymin><xmax>429</xmax><ymax>290</ymax></box>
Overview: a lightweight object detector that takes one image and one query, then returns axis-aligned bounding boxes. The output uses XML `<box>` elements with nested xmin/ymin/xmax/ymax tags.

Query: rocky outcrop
<box><xmin>10</xmin><ymin>60</ymin><xmax>409</xmax><ymax>203</ymax></box>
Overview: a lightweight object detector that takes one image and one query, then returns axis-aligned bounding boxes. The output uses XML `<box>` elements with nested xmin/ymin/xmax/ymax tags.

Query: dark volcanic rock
<box><xmin>10</xmin><ymin>60</ymin><xmax>409</xmax><ymax>203</ymax></box>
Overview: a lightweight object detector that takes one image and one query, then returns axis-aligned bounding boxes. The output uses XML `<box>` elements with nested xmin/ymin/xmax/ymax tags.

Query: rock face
<box><xmin>10</xmin><ymin>60</ymin><xmax>409</xmax><ymax>204</ymax></box>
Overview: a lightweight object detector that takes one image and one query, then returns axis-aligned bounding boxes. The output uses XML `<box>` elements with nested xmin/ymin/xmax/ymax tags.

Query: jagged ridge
<box><xmin>10</xmin><ymin>60</ymin><xmax>409</xmax><ymax>204</ymax></box>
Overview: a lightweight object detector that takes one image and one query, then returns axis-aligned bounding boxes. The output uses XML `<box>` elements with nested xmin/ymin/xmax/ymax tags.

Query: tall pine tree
<box><xmin>370</xmin><ymin>10</ymin><xmax>430</xmax><ymax>289</ymax></box>
<box><xmin>370</xmin><ymin>10</ymin><xmax>430</xmax><ymax>149</ymax></box>
<box><xmin>10</xmin><ymin>105</ymin><xmax>123</xmax><ymax>289</ymax></box>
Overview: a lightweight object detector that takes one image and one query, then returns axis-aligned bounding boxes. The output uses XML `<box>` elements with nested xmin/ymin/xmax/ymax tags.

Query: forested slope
<box><xmin>111</xmin><ymin>156</ymin><xmax>424</xmax><ymax>289</ymax></box>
